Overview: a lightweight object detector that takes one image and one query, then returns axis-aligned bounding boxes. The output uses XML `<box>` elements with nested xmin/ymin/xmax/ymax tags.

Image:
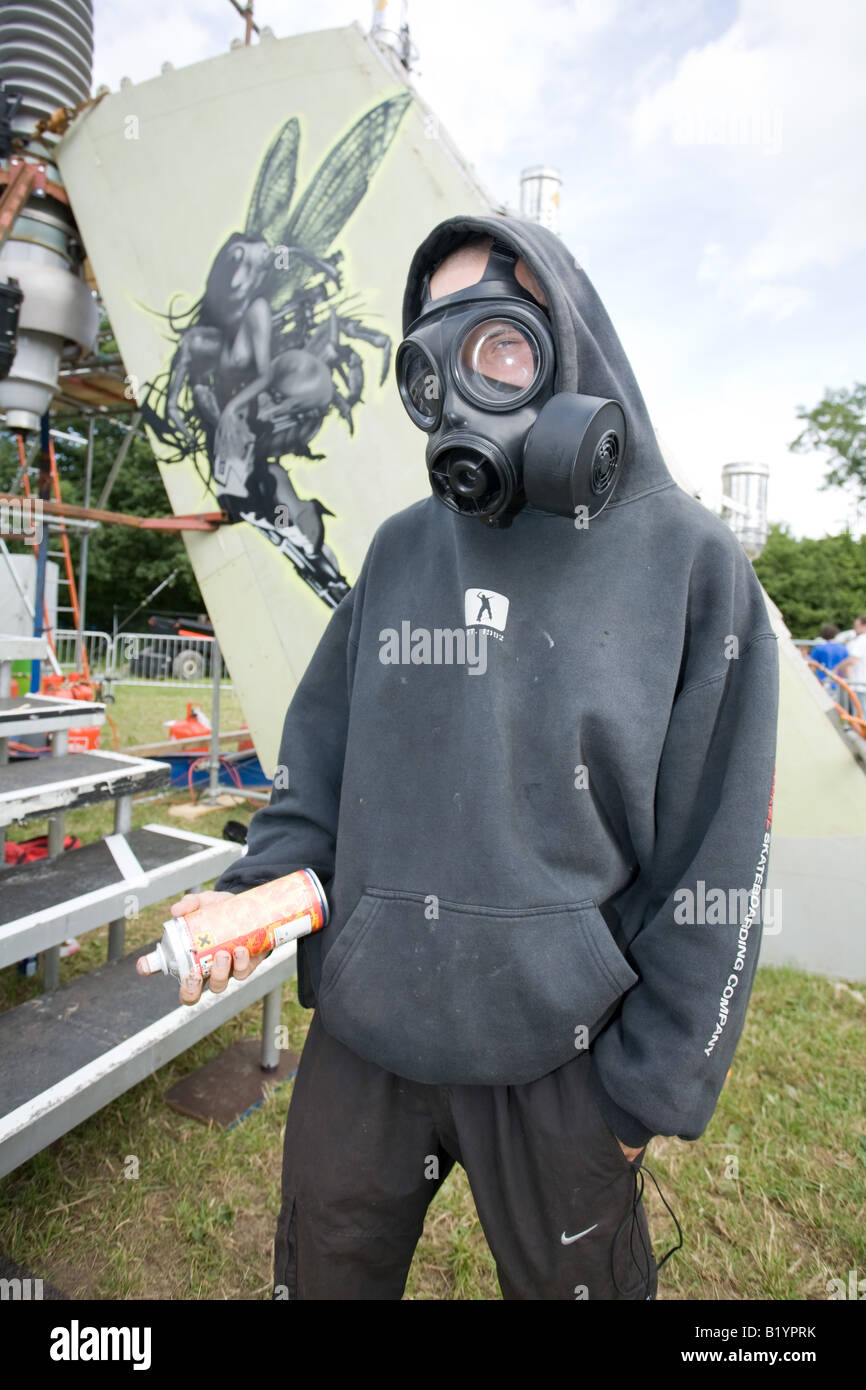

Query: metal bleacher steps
<box><xmin>0</xmin><ymin>640</ymin><xmax>171</xmax><ymax>985</ymax></box>
<box><xmin>0</xmin><ymin>822</ymin><xmax>243</xmax><ymax>969</ymax></box>
<box><xmin>0</xmin><ymin>635</ymin><xmax>108</xmax><ymax>890</ymax></box>
<box><xmin>0</xmin><ymin>926</ymin><xmax>299</xmax><ymax>1180</ymax></box>
<box><xmin>0</xmin><ymin>749</ymin><xmax>173</xmax><ymax>825</ymax></box>
<box><xmin>0</xmin><ymin>691</ymin><xmax>105</xmax><ymax>736</ymax></box>
<box><xmin>0</xmin><ymin>632</ymin><xmax>292</xmax><ymax>1179</ymax></box>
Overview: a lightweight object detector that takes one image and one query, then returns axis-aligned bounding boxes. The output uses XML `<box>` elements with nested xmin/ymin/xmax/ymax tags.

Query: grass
<box><xmin>1</xmin><ymin>686</ymin><xmax>864</xmax><ymax>1299</ymax></box>
<box><xmin>98</xmin><ymin>679</ymin><xmax>247</xmax><ymax>755</ymax></box>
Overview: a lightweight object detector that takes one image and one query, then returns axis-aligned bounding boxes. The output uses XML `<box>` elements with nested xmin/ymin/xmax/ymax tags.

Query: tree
<box><xmin>791</xmin><ymin>382</ymin><xmax>866</xmax><ymax>505</ymax></box>
<box><xmin>753</xmin><ymin>523</ymin><xmax>866</xmax><ymax>637</ymax></box>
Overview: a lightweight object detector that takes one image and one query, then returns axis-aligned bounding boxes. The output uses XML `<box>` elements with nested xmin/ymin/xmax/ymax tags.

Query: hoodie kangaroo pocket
<box><xmin>317</xmin><ymin>890</ymin><xmax>638</xmax><ymax>1085</ymax></box>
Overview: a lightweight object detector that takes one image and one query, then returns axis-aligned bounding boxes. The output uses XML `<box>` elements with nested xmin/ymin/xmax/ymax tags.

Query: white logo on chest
<box><xmin>465</xmin><ymin>588</ymin><xmax>509</xmax><ymax>639</ymax></box>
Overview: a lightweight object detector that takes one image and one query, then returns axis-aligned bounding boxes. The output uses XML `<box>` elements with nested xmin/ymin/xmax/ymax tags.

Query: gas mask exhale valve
<box><xmin>396</xmin><ymin>240</ymin><xmax>627</xmax><ymax>527</ymax></box>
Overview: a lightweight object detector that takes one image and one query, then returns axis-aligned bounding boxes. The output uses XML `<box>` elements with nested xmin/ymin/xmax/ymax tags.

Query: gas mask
<box><xmin>396</xmin><ymin>239</ymin><xmax>626</xmax><ymax>527</ymax></box>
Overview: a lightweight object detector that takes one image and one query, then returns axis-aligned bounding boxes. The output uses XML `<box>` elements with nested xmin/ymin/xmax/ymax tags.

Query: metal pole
<box><xmin>96</xmin><ymin>411</ymin><xmax>140</xmax><ymax>509</ymax></box>
<box><xmin>43</xmin><ymin>725</ymin><xmax>68</xmax><ymax>991</ymax></box>
<box><xmin>107</xmin><ymin>793</ymin><xmax>132</xmax><ymax>960</ymax></box>
<box><xmin>30</xmin><ymin>413</ymin><xmax>51</xmax><ymax>695</ymax></box>
<box><xmin>75</xmin><ymin>415</ymin><xmax>94</xmax><ymax>671</ymax></box>
<box><xmin>204</xmin><ymin>637</ymin><xmax>222</xmax><ymax>802</ymax></box>
<box><xmin>227</xmin><ymin>0</ymin><xmax>259</xmax><ymax>42</ymax></box>
<box><xmin>0</xmin><ymin>654</ymin><xmax>9</xmax><ymax>864</ymax></box>
<box><xmin>260</xmin><ymin>987</ymin><xmax>281</xmax><ymax>1070</ymax></box>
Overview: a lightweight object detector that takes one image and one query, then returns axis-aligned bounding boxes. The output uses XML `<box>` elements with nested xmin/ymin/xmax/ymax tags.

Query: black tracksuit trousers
<box><xmin>273</xmin><ymin>1010</ymin><xmax>659</xmax><ymax>1300</ymax></box>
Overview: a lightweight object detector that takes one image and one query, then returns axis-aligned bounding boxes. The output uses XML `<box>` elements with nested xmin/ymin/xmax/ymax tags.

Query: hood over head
<box><xmin>401</xmin><ymin>212</ymin><xmax>674</xmax><ymax>508</ymax></box>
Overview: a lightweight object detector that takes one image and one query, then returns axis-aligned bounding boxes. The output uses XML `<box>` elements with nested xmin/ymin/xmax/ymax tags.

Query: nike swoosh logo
<box><xmin>561</xmin><ymin>1224</ymin><xmax>598</xmax><ymax>1244</ymax></box>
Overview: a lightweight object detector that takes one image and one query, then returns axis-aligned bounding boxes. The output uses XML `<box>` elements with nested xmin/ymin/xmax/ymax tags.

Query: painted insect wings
<box><xmin>245</xmin><ymin>118</ymin><xmax>301</xmax><ymax>248</ymax></box>
<box><xmin>246</xmin><ymin>91</ymin><xmax>413</xmax><ymax>313</ymax></box>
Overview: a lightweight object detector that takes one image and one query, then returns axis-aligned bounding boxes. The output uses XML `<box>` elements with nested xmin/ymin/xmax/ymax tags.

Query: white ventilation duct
<box><xmin>721</xmin><ymin>461</ymin><xmax>770</xmax><ymax>560</ymax></box>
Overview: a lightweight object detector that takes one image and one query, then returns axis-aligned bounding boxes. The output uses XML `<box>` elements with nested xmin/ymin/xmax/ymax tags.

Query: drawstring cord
<box><xmin>612</xmin><ymin>1161</ymin><xmax>684</xmax><ymax>1299</ymax></box>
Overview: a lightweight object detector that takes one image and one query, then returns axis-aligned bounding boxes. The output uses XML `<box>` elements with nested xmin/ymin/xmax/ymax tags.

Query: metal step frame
<box><xmin>0</xmin><ymin>750</ymin><xmax>171</xmax><ymax>827</ymax></box>
<box><xmin>0</xmin><ymin>862</ymin><xmax>291</xmax><ymax>1180</ymax></box>
<box><xmin>0</xmin><ymin>824</ymin><xmax>244</xmax><ymax>968</ymax></box>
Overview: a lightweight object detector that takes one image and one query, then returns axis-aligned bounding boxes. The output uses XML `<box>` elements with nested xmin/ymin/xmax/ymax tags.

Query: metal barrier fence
<box><xmin>113</xmin><ymin>631</ymin><xmax>228</xmax><ymax>684</ymax></box>
<box><xmin>54</xmin><ymin>629</ymin><xmax>230</xmax><ymax>687</ymax></box>
<box><xmin>53</xmin><ymin>629</ymin><xmax>113</xmax><ymax>676</ymax></box>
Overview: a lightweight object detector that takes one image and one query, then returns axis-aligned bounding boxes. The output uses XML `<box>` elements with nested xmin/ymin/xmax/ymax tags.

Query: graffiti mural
<box><xmin>138</xmin><ymin>92</ymin><xmax>412</xmax><ymax>607</ymax></box>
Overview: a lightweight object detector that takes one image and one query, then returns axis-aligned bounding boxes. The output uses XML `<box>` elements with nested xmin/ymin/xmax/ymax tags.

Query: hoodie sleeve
<box><xmin>211</xmin><ymin>579</ymin><xmax>360</xmax><ymax>1001</ymax></box>
<box><xmin>586</xmin><ymin>546</ymin><xmax>779</xmax><ymax>1149</ymax></box>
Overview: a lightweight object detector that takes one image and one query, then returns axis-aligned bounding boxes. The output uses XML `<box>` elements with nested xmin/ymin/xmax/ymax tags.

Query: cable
<box><xmin>186</xmin><ymin>752</ymin><xmax>244</xmax><ymax>799</ymax></box>
<box><xmin>611</xmin><ymin>1161</ymin><xmax>684</xmax><ymax>1300</ymax></box>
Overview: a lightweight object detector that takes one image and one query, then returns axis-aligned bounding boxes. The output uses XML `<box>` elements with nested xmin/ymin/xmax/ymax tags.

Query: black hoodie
<box><xmin>214</xmin><ymin>213</ymin><xmax>779</xmax><ymax>1148</ymax></box>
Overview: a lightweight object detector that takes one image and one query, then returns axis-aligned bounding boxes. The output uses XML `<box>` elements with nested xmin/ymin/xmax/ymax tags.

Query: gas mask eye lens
<box><xmin>396</xmin><ymin>342</ymin><xmax>441</xmax><ymax>430</ymax></box>
<box><xmin>457</xmin><ymin>318</ymin><xmax>541</xmax><ymax>406</ymax></box>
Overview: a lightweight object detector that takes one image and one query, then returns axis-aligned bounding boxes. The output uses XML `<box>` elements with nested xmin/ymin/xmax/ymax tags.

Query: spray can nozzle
<box><xmin>137</xmin><ymin>942</ymin><xmax>168</xmax><ymax>976</ymax></box>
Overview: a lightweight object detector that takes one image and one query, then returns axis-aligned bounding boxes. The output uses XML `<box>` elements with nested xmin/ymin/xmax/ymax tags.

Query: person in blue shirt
<box><xmin>809</xmin><ymin>623</ymin><xmax>849</xmax><ymax>696</ymax></box>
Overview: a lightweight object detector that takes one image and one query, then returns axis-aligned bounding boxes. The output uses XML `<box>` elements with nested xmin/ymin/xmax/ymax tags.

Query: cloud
<box><xmin>631</xmin><ymin>0</ymin><xmax>866</xmax><ymax>319</ymax></box>
<box><xmin>697</xmin><ymin>241</ymin><xmax>813</xmax><ymax>321</ymax></box>
<box><xmin>741</xmin><ymin>283</ymin><xmax>813</xmax><ymax>321</ymax></box>
<box><xmin>92</xmin><ymin>0</ymin><xmax>360</xmax><ymax>89</ymax></box>
<box><xmin>83</xmin><ymin>0</ymin><xmax>865</xmax><ymax>541</ymax></box>
<box><xmin>569</xmin><ymin>0</ymin><xmax>621</xmax><ymax>37</ymax></box>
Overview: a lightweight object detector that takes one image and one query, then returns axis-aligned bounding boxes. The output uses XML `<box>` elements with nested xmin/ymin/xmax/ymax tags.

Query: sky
<box><xmin>90</xmin><ymin>0</ymin><xmax>866</xmax><ymax>542</ymax></box>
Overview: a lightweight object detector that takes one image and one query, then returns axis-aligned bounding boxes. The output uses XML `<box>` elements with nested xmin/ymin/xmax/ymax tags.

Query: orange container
<box><xmin>68</xmin><ymin>725</ymin><xmax>101</xmax><ymax>751</ymax></box>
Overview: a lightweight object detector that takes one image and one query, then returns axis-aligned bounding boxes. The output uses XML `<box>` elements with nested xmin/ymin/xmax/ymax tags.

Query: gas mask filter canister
<box><xmin>396</xmin><ymin>240</ymin><xmax>626</xmax><ymax>526</ymax></box>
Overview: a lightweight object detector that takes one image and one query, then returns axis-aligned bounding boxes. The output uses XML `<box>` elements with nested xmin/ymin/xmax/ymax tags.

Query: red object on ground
<box><xmin>168</xmin><ymin>702</ymin><xmax>211</xmax><ymax>751</ymax></box>
<box><xmin>4</xmin><ymin>833</ymin><xmax>81</xmax><ymax>864</ymax></box>
<box><xmin>42</xmin><ymin>671</ymin><xmax>94</xmax><ymax>701</ymax></box>
<box><xmin>68</xmin><ymin>725</ymin><xmax>100</xmax><ymax>751</ymax></box>
<box><xmin>167</xmin><ymin>701</ymin><xmax>254</xmax><ymax>753</ymax></box>
<box><xmin>40</xmin><ymin>671</ymin><xmax>101</xmax><ymax>751</ymax></box>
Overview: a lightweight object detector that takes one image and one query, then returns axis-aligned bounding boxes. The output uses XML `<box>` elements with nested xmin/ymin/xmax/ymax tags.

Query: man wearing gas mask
<box><xmin>205</xmin><ymin>213</ymin><xmax>779</xmax><ymax>1301</ymax></box>
<box><xmin>396</xmin><ymin>234</ymin><xmax>622</xmax><ymax>527</ymax></box>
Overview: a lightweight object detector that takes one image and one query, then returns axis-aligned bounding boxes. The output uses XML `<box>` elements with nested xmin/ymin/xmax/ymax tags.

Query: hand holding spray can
<box><xmin>136</xmin><ymin>869</ymin><xmax>328</xmax><ymax>984</ymax></box>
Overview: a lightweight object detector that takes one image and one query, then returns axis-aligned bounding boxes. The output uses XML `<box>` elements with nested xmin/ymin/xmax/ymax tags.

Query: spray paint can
<box><xmin>138</xmin><ymin>868</ymin><xmax>328</xmax><ymax>983</ymax></box>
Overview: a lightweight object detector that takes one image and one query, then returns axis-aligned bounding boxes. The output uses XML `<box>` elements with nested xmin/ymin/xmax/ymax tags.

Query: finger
<box><xmin>179</xmin><ymin>970</ymin><xmax>203</xmax><ymax>1006</ymax></box>
<box><xmin>171</xmin><ymin>890</ymin><xmax>227</xmax><ymax>916</ymax></box>
<box><xmin>208</xmin><ymin>949</ymin><xmax>233</xmax><ymax>994</ymax></box>
<box><xmin>231</xmin><ymin>944</ymin><xmax>253</xmax><ymax>981</ymax></box>
<box><xmin>232</xmin><ymin>945</ymin><xmax>273</xmax><ymax>981</ymax></box>
<box><xmin>170</xmin><ymin>896</ymin><xmax>199</xmax><ymax>916</ymax></box>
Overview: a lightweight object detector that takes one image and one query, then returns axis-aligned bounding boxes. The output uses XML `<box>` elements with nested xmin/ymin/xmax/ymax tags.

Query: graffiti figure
<box><xmin>139</xmin><ymin>92</ymin><xmax>412</xmax><ymax>607</ymax></box>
